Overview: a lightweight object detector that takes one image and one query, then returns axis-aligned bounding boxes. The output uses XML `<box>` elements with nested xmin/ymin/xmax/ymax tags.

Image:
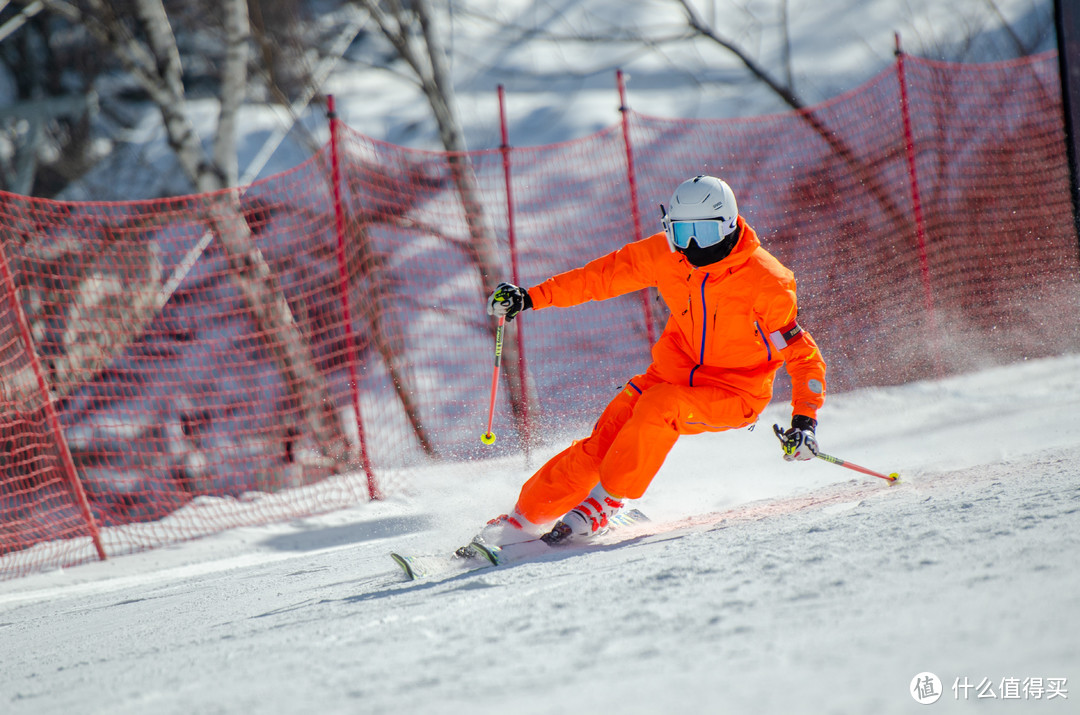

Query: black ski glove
<box><xmin>486</xmin><ymin>282</ymin><xmax>532</xmax><ymax>321</ymax></box>
<box><xmin>779</xmin><ymin>415</ymin><xmax>818</xmax><ymax>462</ymax></box>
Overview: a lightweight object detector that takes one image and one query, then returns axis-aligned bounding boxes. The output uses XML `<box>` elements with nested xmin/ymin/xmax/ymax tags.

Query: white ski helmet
<box><xmin>662</xmin><ymin>175</ymin><xmax>739</xmax><ymax>251</ymax></box>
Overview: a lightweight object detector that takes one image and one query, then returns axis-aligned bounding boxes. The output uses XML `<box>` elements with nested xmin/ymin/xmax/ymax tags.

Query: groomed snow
<box><xmin>1</xmin><ymin>353</ymin><xmax>1078</xmax><ymax>713</ymax></box>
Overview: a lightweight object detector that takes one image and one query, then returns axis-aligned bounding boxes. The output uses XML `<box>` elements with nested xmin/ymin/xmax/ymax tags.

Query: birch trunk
<box><xmin>49</xmin><ymin>0</ymin><xmax>353</xmax><ymax>469</ymax></box>
<box><xmin>203</xmin><ymin>193</ymin><xmax>352</xmax><ymax>463</ymax></box>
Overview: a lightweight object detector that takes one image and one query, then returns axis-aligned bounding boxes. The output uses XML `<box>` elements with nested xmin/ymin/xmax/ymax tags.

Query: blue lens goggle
<box><xmin>666</xmin><ymin>219</ymin><xmax>727</xmax><ymax>249</ymax></box>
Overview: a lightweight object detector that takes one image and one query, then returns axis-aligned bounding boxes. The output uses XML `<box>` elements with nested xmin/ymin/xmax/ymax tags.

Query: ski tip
<box><xmin>390</xmin><ymin>552</ymin><xmax>418</xmax><ymax>580</ymax></box>
<box><xmin>468</xmin><ymin>540</ymin><xmax>502</xmax><ymax>566</ymax></box>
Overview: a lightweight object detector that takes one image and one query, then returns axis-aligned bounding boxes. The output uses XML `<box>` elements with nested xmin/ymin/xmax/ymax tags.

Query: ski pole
<box><xmin>480</xmin><ymin>316</ymin><xmax>505</xmax><ymax>445</ymax></box>
<box><xmin>773</xmin><ymin>424</ymin><xmax>899</xmax><ymax>482</ymax></box>
<box><xmin>814</xmin><ymin>451</ymin><xmax>899</xmax><ymax>482</ymax></box>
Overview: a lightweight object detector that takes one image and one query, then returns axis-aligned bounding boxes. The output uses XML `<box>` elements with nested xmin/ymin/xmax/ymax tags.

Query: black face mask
<box><xmin>678</xmin><ymin>225</ymin><xmax>741</xmax><ymax>267</ymax></box>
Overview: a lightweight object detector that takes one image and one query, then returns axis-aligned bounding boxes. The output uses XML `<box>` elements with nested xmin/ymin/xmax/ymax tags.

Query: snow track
<box><xmin>2</xmin><ymin>437</ymin><xmax>1078</xmax><ymax>713</ymax></box>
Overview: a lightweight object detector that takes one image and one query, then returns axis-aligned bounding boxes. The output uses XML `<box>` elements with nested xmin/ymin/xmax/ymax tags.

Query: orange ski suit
<box><xmin>513</xmin><ymin>217</ymin><xmax>827</xmax><ymax>525</ymax></box>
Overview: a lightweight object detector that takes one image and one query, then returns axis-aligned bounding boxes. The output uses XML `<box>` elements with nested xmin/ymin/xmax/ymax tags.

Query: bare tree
<box><xmin>671</xmin><ymin>0</ymin><xmax>913</xmax><ymax>238</ymax></box>
<box><xmin>29</xmin><ymin>0</ymin><xmax>355</xmax><ymax>469</ymax></box>
<box><xmin>349</xmin><ymin>0</ymin><xmax>537</xmax><ymax>447</ymax></box>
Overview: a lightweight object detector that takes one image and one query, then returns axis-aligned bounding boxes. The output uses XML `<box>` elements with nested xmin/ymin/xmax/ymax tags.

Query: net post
<box><xmin>0</xmin><ymin>239</ymin><xmax>106</xmax><ymax>561</ymax></box>
<box><xmin>497</xmin><ymin>84</ymin><xmax>533</xmax><ymax>457</ymax></box>
<box><xmin>327</xmin><ymin>94</ymin><xmax>381</xmax><ymax>500</ymax></box>
<box><xmin>1055</xmin><ymin>0</ymin><xmax>1080</xmax><ymax>255</ymax></box>
<box><xmin>894</xmin><ymin>34</ymin><xmax>944</xmax><ymax>378</ymax></box>
<box><xmin>616</xmin><ymin>70</ymin><xmax>657</xmax><ymax>348</ymax></box>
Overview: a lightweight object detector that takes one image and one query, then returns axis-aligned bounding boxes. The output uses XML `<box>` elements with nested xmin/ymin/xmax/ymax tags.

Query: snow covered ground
<box><xmin>1</xmin><ymin>353</ymin><xmax>1078</xmax><ymax>714</ymax></box>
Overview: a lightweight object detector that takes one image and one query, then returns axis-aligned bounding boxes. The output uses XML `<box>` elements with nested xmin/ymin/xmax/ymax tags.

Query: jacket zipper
<box><xmin>689</xmin><ymin>272</ymin><xmax>710</xmax><ymax>386</ymax></box>
<box><xmin>755</xmin><ymin>321</ymin><xmax>772</xmax><ymax>361</ymax></box>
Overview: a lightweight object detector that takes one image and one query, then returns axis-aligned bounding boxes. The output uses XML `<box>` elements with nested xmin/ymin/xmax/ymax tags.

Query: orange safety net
<box><xmin>1</xmin><ymin>51</ymin><xmax>1076</xmax><ymax>579</ymax></box>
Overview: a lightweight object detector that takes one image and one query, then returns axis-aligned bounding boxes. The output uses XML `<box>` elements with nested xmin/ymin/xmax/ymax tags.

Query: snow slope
<box><xmin>1</xmin><ymin>353</ymin><xmax>1078</xmax><ymax>714</ymax></box>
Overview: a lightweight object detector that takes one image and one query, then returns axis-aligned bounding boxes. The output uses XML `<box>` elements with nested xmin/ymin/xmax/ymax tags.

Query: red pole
<box><xmin>616</xmin><ymin>70</ymin><xmax>657</xmax><ymax>348</ymax></box>
<box><xmin>0</xmin><ymin>240</ymin><xmax>106</xmax><ymax>561</ymax></box>
<box><xmin>497</xmin><ymin>85</ymin><xmax>532</xmax><ymax>454</ymax></box>
<box><xmin>895</xmin><ymin>34</ymin><xmax>943</xmax><ymax>377</ymax></box>
<box><xmin>327</xmin><ymin>94</ymin><xmax>381</xmax><ymax>500</ymax></box>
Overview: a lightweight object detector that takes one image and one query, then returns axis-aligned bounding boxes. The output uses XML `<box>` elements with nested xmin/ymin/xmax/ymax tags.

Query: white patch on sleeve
<box><xmin>769</xmin><ymin>330</ymin><xmax>788</xmax><ymax>349</ymax></box>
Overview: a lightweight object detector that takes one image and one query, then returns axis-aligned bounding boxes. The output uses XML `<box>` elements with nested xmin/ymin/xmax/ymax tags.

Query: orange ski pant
<box><xmin>514</xmin><ymin>372</ymin><xmax>759</xmax><ymax>525</ymax></box>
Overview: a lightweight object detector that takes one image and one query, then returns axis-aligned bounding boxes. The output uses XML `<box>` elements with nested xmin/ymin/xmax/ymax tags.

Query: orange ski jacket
<box><xmin>527</xmin><ymin>217</ymin><xmax>826</xmax><ymax>420</ymax></box>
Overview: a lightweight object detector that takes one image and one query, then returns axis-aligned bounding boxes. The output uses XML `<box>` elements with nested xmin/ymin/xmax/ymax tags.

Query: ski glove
<box><xmin>779</xmin><ymin>415</ymin><xmax>818</xmax><ymax>462</ymax></box>
<box><xmin>486</xmin><ymin>282</ymin><xmax>532</xmax><ymax>321</ymax></box>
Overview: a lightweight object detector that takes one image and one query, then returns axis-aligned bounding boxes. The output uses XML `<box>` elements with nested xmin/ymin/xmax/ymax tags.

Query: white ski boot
<box><xmin>542</xmin><ymin>483</ymin><xmax>625</xmax><ymax>545</ymax></box>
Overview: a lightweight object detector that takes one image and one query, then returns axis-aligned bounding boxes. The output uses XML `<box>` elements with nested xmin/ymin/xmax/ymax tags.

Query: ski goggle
<box><xmin>663</xmin><ymin>217</ymin><xmax>729</xmax><ymax>250</ymax></box>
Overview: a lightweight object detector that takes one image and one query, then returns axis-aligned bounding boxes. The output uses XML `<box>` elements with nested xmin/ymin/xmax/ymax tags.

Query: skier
<box><xmin>475</xmin><ymin>175</ymin><xmax>826</xmax><ymax>547</ymax></box>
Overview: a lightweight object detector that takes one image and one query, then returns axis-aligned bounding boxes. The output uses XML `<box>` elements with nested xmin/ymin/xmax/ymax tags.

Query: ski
<box><xmin>390</xmin><ymin>508</ymin><xmax>650</xmax><ymax>580</ymax></box>
<box><xmin>389</xmin><ymin>551</ymin><xmax>480</xmax><ymax>580</ymax></box>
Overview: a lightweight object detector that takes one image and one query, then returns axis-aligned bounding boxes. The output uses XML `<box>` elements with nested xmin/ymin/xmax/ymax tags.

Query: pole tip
<box><xmin>481</xmin><ymin>431</ymin><xmax>497</xmax><ymax>445</ymax></box>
